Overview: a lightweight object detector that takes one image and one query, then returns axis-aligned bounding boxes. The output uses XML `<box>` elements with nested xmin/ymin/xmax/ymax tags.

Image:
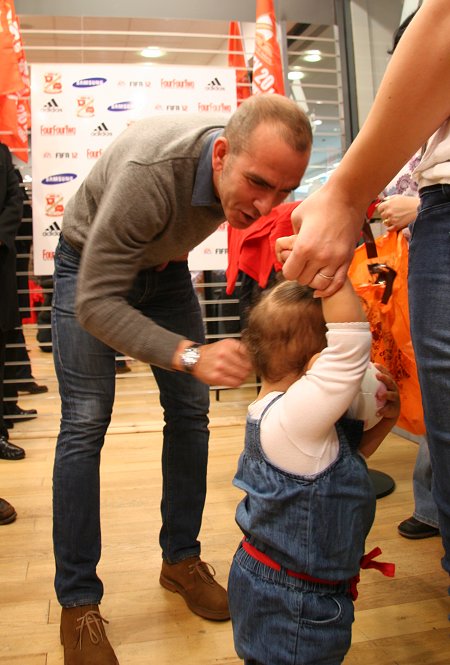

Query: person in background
<box><xmin>281</xmin><ymin>0</ymin><xmax>450</xmax><ymax>597</ymax></box>
<box><xmin>7</xmin><ymin>171</ymin><xmax>48</xmax><ymax>394</ymax></box>
<box><xmin>377</xmin><ymin>160</ymin><xmax>439</xmax><ymax>540</ymax></box>
<box><xmin>0</xmin><ymin>142</ymin><xmax>25</xmax><ymax>486</ymax></box>
<box><xmin>3</xmin><ymin>169</ymin><xmax>45</xmax><ymax>431</ymax></box>
<box><xmin>52</xmin><ymin>94</ymin><xmax>312</xmax><ymax>664</ymax></box>
<box><xmin>228</xmin><ymin>276</ymin><xmax>399</xmax><ymax>665</ymax></box>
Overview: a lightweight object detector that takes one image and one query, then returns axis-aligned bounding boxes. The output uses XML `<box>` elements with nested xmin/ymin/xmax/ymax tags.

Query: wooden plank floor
<box><xmin>1</xmin><ymin>356</ymin><xmax>449</xmax><ymax>664</ymax></box>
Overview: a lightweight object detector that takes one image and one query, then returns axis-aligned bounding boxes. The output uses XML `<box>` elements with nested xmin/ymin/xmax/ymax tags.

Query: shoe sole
<box><xmin>18</xmin><ymin>388</ymin><xmax>48</xmax><ymax>394</ymax></box>
<box><xmin>0</xmin><ymin>511</ymin><xmax>17</xmax><ymax>525</ymax></box>
<box><xmin>398</xmin><ymin>527</ymin><xmax>440</xmax><ymax>539</ymax></box>
<box><xmin>159</xmin><ymin>574</ymin><xmax>230</xmax><ymax>621</ymax></box>
<box><xmin>18</xmin><ymin>390</ymin><xmax>48</xmax><ymax>394</ymax></box>
<box><xmin>0</xmin><ymin>454</ymin><xmax>25</xmax><ymax>460</ymax></box>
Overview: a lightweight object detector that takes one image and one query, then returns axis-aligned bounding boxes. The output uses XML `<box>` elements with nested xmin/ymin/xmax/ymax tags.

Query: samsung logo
<box><xmin>107</xmin><ymin>101</ymin><xmax>134</xmax><ymax>112</ymax></box>
<box><xmin>41</xmin><ymin>173</ymin><xmax>77</xmax><ymax>185</ymax></box>
<box><xmin>73</xmin><ymin>77</ymin><xmax>107</xmax><ymax>88</ymax></box>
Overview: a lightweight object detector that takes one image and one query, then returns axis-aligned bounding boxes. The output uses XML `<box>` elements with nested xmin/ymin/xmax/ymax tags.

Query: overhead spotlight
<box><xmin>288</xmin><ymin>70</ymin><xmax>305</xmax><ymax>81</ymax></box>
<box><xmin>309</xmin><ymin>113</ymin><xmax>323</xmax><ymax>128</ymax></box>
<box><xmin>302</xmin><ymin>49</ymin><xmax>322</xmax><ymax>63</ymax></box>
<box><xmin>140</xmin><ymin>46</ymin><xmax>166</xmax><ymax>58</ymax></box>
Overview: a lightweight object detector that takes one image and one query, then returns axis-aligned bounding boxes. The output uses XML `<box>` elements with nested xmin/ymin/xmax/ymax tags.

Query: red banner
<box><xmin>252</xmin><ymin>0</ymin><xmax>285</xmax><ymax>95</ymax></box>
<box><xmin>228</xmin><ymin>21</ymin><xmax>251</xmax><ymax>102</ymax></box>
<box><xmin>0</xmin><ymin>0</ymin><xmax>30</xmax><ymax>162</ymax></box>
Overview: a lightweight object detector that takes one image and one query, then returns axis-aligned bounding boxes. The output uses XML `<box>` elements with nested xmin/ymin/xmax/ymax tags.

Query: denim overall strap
<box><xmin>243</xmin><ymin>393</ymin><xmax>284</xmax><ymax>460</ymax></box>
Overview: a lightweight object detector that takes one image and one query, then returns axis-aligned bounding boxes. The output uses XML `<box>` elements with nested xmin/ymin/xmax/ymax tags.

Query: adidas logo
<box><xmin>206</xmin><ymin>77</ymin><xmax>224</xmax><ymax>90</ymax></box>
<box><xmin>43</xmin><ymin>221</ymin><xmax>62</xmax><ymax>236</ymax></box>
<box><xmin>42</xmin><ymin>98</ymin><xmax>62</xmax><ymax>112</ymax></box>
<box><xmin>91</xmin><ymin>122</ymin><xmax>112</xmax><ymax>136</ymax></box>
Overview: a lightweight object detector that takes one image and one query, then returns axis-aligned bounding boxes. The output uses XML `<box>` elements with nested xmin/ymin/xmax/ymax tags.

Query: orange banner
<box><xmin>252</xmin><ymin>0</ymin><xmax>285</xmax><ymax>95</ymax></box>
<box><xmin>0</xmin><ymin>1</ymin><xmax>23</xmax><ymax>94</ymax></box>
<box><xmin>0</xmin><ymin>0</ymin><xmax>30</xmax><ymax>162</ymax></box>
<box><xmin>228</xmin><ymin>21</ymin><xmax>251</xmax><ymax>102</ymax></box>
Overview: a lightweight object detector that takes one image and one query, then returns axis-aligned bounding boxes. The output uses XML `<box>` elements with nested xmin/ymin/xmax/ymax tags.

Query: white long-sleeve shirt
<box><xmin>412</xmin><ymin>118</ymin><xmax>450</xmax><ymax>188</ymax></box>
<box><xmin>248</xmin><ymin>322</ymin><xmax>372</xmax><ymax>476</ymax></box>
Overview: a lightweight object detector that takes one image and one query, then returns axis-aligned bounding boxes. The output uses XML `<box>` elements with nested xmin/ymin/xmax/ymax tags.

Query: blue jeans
<box><xmin>409</xmin><ymin>184</ymin><xmax>450</xmax><ymax>574</ymax></box>
<box><xmin>412</xmin><ymin>436</ymin><xmax>439</xmax><ymax>528</ymax></box>
<box><xmin>52</xmin><ymin>236</ymin><xmax>210</xmax><ymax>607</ymax></box>
<box><xmin>228</xmin><ymin>544</ymin><xmax>354</xmax><ymax>665</ymax></box>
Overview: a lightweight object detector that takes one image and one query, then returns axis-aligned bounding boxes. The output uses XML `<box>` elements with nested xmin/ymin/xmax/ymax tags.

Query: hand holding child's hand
<box><xmin>374</xmin><ymin>363</ymin><xmax>400</xmax><ymax>421</ymax></box>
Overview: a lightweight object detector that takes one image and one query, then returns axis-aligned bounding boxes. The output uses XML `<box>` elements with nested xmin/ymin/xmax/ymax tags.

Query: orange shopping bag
<box><xmin>348</xmin><ymin>221</ymin><xmax>425</xmax><ymax>435</ymax></box>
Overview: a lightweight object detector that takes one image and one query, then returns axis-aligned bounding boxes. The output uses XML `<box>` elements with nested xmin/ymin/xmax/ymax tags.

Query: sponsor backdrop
<box><xmin>31</xmin><ymin>64</ymin><xmax>237</xmax><ymax>275</ymax></box>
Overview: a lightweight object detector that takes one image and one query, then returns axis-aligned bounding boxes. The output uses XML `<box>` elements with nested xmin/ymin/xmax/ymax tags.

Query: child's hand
<box><xmin>373</xmin><ymin>363</ymin><xmax>400</xmax><ymax>421</ymax></box>
<box><xmin>275</xmin><ymin>234</ymin><xmax>297</xmax><ymax>267</ymax></box>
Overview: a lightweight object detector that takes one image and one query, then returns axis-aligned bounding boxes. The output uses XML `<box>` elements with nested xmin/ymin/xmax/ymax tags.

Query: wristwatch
<box><xmin>180</xmin><ymin>343</ymin><xmax>201</xmax><ymax>373</ymax></box>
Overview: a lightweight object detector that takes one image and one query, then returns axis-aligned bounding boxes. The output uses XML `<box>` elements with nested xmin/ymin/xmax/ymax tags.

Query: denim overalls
<box><xmin>228</xmin><ymin>395</ymin><xmax>376</xmax><ymax>665</ymax></box>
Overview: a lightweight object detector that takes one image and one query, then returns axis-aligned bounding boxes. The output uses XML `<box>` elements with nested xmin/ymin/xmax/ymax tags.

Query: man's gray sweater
<box><xmin>62</xmin><ymin>114</ymin><xmax>227</xmax><ymax>369</ymax></box>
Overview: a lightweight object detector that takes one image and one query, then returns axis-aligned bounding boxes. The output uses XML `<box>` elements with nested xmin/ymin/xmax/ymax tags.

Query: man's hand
<box><xmin>174</xmin><ymin>338</ymin><xmax>252</xmax><ymax>387</ymax></box>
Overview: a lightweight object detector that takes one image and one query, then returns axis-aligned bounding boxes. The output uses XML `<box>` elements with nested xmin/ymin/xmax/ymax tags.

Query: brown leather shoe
<box><xmin>60</xmin><ymin>605</ymin><xmax>119</xmax><ymax>664</ymax></box>
<box><xmin>0</xmin><ymin>497</ymin><xmax>17</xmax><ymax>525</ymax></box>
<box><xmin>160</xmin><ymin>556</ymin><xmax>230</xmax><ymax>621</ymax></box>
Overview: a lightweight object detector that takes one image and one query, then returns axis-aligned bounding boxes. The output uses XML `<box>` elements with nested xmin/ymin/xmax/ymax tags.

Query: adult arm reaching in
<box><xmin>282</xmin><ymin>0</ymin><xmax>450</xmax><ymax>295</ymax></box>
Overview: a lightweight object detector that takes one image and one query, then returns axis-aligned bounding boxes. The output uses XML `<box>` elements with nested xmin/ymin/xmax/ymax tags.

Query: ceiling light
<box><xmin>288</xmin><ymin>70</ymin><xmax>305</xmax><ymax>81</ymax></box>
<box><xmin>302</xmin><ymin>49</ymin><xmax>322</xmax><ymax>63</ymax></box>
<box><xmin>140</xmin><ymin>46</ymin><xmax>166</xmax><ymax>59</ymax></box>
<box><xmin>312</xmin><ymin>118</ymin><xmax>322</xmax><ymax>126</ymax></box>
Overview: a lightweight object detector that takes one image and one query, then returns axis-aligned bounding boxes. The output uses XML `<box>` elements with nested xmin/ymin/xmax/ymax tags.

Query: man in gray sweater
<box><xmin>53</xmin><ymin>93</ymin><xmax>312</xmax><ymax>664</ymax></box>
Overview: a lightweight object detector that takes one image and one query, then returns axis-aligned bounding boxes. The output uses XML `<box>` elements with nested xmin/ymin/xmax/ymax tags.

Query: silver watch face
<box><xmin>181</xmin><ymin>345</ymin><xmax>200</xmax><ymax>372</ymax></box>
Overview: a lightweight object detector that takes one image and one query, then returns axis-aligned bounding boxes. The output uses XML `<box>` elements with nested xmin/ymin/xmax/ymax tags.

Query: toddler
<box><xmin>228</xmin><ymin>277</ymin><xmax>399</xmax><ymax>665</ymax></box>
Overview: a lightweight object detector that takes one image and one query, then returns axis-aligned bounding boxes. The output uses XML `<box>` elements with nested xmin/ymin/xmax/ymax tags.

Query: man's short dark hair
<box><xmin>223</xmin><ymin>94</ymin><xmax>312</xmax><ymax>156</ymax></box>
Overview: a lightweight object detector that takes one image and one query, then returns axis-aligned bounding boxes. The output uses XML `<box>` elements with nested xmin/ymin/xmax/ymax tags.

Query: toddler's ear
<box><xmin>306</xmin><ymin>352</ymin><xmax>321</xmax><ymax>370</ymax></box>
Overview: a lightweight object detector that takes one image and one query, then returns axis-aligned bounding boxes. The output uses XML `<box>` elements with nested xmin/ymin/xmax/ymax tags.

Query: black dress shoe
<box><xmin>0</xmin><ymin>436</ymin><xmax>25</xmax><ymax>460</ymax></box>
<box><xmin>398</xmin><ymin>516</ymin><xmax>440</xmax><ymax>539</ymax></box>
<box><xmin>0</xmin><ymin>497</ymin><xmax>17</xmax><ymax>524</ymax></box>
<box><xmin>18</xmin><ymin>381</ymin><xmax>48</xmax><ymax>394</ymax></box>
<box><xmin>4</xmin><ymin>404</ymin><xmax>38</xmax><ymax>426</ymax></box>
